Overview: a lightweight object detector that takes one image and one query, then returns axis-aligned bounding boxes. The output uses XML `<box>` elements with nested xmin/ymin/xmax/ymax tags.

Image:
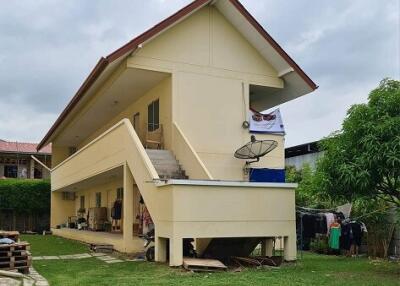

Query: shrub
<box><xmin>0</xmin><ymin>179</ymin><xmax>50</xmax><ymax>214</ymax></box>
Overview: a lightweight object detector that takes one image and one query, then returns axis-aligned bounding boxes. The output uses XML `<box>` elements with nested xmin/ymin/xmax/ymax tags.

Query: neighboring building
<box><xmin>0</xmin><ymin>140</ymin><xmax>51</xmax><ymax>179</ymax></box>
<box><xmin>38</xmin><ymin>0</ymin><xmax>317</xmax><ymax>266</ymax></box>
<box><xmin>285</xmin><ymin>141</ymin><xmax>323</xmax><ymax>170</ymax></box>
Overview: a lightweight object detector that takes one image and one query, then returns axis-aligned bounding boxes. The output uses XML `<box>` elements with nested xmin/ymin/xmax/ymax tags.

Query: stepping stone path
<box><xmin>33</xmin><ymin>252</ymin><xmax>126</xmax><ymax>264</ymax></box>
<box><xmin>94</xmin><ymin>254</ymin><xmax>124</xmax><ymax>264</ymax></box>
<box><xmin>28</xmin><ymin>267</ymin><xmax>49</xmax><ymax>286</ymax></box>
<box><xmin>0</xmin><ymin>268</ymin><xmax>48</xmax><ymax>286</ymax></box>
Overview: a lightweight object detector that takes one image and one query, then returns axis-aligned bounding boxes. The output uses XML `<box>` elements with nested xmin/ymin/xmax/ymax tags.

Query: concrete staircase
<box><xmin>146</xmin><ymin>149</ymin><xmax>188</xmax><ymax>179</ymax></box>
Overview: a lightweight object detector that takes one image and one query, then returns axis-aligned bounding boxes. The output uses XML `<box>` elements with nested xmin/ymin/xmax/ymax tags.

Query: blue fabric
<box><xmin>0</xmin><ymin>238</ymin><xmax>15</xmax><ymax>244</ymax></box>
<box><xmin>249</xmin><ymin>168</ymin><xmax>285</xmax><ymax>183</ymax></box>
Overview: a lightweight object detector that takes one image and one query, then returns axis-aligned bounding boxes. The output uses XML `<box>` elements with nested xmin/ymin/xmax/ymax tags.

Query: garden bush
<box><xmin>0</xmin><ymin>179</ymin><xmax>50</xmax><ymax>214</ymax></box>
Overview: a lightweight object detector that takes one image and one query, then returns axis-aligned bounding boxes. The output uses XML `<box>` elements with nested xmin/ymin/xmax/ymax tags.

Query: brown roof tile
<box><xmin>0</xmin><ymin>140</ymin><xmax>51</xmax><ymax>154</ymax></box>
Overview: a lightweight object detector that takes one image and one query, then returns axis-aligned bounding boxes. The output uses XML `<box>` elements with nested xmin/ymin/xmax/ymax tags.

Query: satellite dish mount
<box><xmin>234</xmin><ymin>135</ymin><xmax>278</xmax><ymax>179</ymax></box>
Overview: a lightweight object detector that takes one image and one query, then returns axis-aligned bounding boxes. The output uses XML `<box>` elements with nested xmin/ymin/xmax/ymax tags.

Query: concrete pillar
<box><xmin>284</xmin><ymin>235</ymin><xmax>297</xmax><ymax>261</ymax></box>
<box><xmin>29</xmin><ymin>158</ymin><xmax>35</xmax><ymax>179</ymax></box>
<box><xmin>123</xmin><ymin>164</ymin><xmax>134</xmax><ymax>252</ymax></box>
<box><xmin>155</xmin><ymin>236</ymin><xmax>167</xmax><ymax>262</ymax></box>
<box><xmin>261</xmin><ymin>238</ymin><xmax>274</xmax><ymax>257</ymax></box>
<box><xmin>169</xmin><ymin>237</ymin><xmax>183</xmax><ymax>266</ymax></box>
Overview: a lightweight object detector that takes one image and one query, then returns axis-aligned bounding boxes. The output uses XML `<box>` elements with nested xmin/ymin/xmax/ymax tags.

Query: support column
<box><xmin>29</xmin><ymin>158</ymin><xmax>35</xmax><ymax>179</ymax></box>
<box><xmin>155</xmin><ymin>236</ymin><xmax>167</xmax><ymax>262</ymax></box>
<box><xmin>123</xmin><ymin>164</ymin><xmax>134</xmax><ymax>252</ymax></box>
<box><xmin>284</xmin><ymin>235</ymin><xmax>297</xmax><ymax>261</ymax></box>
<box><xmin>169</xmin><ymin>237</ymin><xmax>183</xmax><ymax>266</ymax></box>
<box><xmin>261</xmin><ymin>238</ymin><xmax>274</xmax><ymax>257</ymax></box>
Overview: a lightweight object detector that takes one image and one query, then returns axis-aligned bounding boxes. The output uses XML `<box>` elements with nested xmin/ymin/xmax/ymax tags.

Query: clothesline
<box><xmin>296</xmin><ymin>206</ymin><xmax>336</xmax><ymax>213</ymax></box>
<box><xmin>297</xmin><ymin>204</ymin><xmax>392</xmax><ymax>221</ymax></box>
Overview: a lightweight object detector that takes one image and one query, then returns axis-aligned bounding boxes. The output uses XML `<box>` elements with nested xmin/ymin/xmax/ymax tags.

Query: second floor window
<box><xmin>148</xmin><ymin>99</ymin><xmax>159</xmax><ymax>132</ymax></box>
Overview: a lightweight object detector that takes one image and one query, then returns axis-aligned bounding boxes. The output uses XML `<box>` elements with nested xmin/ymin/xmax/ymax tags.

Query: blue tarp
<box><xmin>249</xmin><ymin>168</ymin><xmax>285</xmax><ymax>183</ymax></box>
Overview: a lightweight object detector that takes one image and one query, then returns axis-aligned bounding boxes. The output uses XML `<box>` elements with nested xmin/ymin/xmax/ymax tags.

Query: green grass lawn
<box><xmin>23</xmin><ymin>235</ymin><xmax>400</xmax><ymax>286</ymax></box>
<box><xmin>21</xmin><ymin>234</ymin><xmax>88</xmax><ymax>256</ymax></box>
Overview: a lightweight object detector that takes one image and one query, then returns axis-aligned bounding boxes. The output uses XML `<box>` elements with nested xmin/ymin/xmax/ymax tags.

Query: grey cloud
<box><xmin>241</xmin><ymin>0</ymin><xmax>399</xmax><ymax>145</ymax></box>
<box><xmin>0</xmin><ymin>0</ymin><xmax>398</xmax><ymax>146</ymax></box>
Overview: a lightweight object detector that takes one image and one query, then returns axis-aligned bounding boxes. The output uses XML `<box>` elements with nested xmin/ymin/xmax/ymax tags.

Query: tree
<box><xmin>316</xmin><ymin>79</ymin><xmax>400</xmax><ymax>206</ymax></box>
<box><xmin>286</xmin><ymin>163</ymin><xmax>329</xmax><ymax>208</ymax></box>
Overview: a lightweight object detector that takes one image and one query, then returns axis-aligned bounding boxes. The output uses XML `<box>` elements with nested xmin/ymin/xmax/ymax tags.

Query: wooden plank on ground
<box><xmin>183</xmin><ymin>258</ymin><xmax>227</xmax><ymax>272</ymax></box>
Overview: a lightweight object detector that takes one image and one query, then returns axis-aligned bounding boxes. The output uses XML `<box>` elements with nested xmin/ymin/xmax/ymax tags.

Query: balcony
<box><xmin>50</xmin><ymin>119</ymin><xmax>297</xmax><ymax>266</ymax></box>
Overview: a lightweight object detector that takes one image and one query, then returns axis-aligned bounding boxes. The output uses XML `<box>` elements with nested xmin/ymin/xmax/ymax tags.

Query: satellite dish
<box><xmin>234</xmin><ymin>135</ymin><xmax>278</xmax><ymax>165</ymax></box>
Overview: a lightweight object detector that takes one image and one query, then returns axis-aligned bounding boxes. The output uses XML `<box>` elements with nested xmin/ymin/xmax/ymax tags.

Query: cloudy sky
<box><xmin>0</xmin><ymin>0</ymin><xmax>398</xmax><ymax>147</ymax></box>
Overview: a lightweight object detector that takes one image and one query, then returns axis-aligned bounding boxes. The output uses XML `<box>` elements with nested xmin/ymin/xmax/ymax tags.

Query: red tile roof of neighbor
<box><xmin>37</xmin><ymin>0</ymin><xmax>317</xmax><ymax>150</ymax></box>
<box><xmin>0</xmin><ymin>140</ymin><xmax>51</xmax><ymax>154</ymax></box>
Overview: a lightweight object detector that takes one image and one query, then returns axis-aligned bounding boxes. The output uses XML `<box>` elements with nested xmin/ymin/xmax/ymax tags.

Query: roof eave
<box><xmin>37</xmin><ymin>0</ymin><xmax>212</xmax><ymax>151</ymax></box>
<box><xmin>229</xmin><ymin>0</ymin><xmax>317</xmax><ymax>91</ymax></box>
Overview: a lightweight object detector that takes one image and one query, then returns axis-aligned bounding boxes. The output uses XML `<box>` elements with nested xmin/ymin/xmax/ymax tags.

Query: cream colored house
<box><xmin>38</xmin><ymin>0</ymin><xmax>317</xmax><ymax>266</ymax></box>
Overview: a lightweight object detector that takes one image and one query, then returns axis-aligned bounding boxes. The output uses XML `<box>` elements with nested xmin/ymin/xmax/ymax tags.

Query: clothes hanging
<box><xmin>313</xmin><ymin>213</ymin><xmax>327</xmax><ymax>234</ymax></box>
<box><xmin>111</xmin><ymin>199</ymin><xmax>122</xmax><ymax>220</ymax></box>
<box><xmin>340</xmin><ymin>222</ymin><xmax>353</xmax><ymax>251</ymax></box>
<box><xmin>325</xmin><ymin>213</ymin><xmax>335</xmax><ymax>234</ymax></box>
<box><xmin>142</xmin><ymin>207</ymin><xmax>153</xmax><ymax>228</ymax></box>
<box><xmin>301</xmin><ymin>214</ymin><xmax>317</xmax><ymax>239</ymax></box>
<box><xmin>349</xmin><ymin>222</ymin><xmax>363</xmax><ymax>247</ymax></box>
<box><xmin>329</xmin><ymin>223</ymin><xmax>341</xmax><ymax>250</ymax></box>
<box><xmin>360</xmin><ymin>222</ymin><xmax>368</xmax><ymax>233</ymax></box>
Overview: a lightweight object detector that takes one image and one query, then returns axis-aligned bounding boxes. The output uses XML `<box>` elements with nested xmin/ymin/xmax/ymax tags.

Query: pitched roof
<box><xmin>38</xmin><ymin>0</ymin><xmax>317</xmax><ymax>150</ymax></box>
<box><xmin>0</xmin><ymin>140</ymin><xmax>51</xmax><ymax>155</ymax></box>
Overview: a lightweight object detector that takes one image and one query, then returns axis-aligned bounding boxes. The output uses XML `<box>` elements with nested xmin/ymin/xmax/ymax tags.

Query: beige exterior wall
<box><xmin>49</xmin><ymin>5</ymin><xmax>300</xmax><ymax>265</ymax></box>
<box><xmin>127</xmin><ymin>6</ymin><xmax>285</xmax><ymax>180</ymax></box>
<box><xmin>50</xmin><ymin>120</ymin><xmax>296</xmax><ymax>264</ymax></box>
<box><xmin>52</xmin><ymin>6</ymin><xmax>285</xmax><ymax>180</ymax></box>
<box><xmin>51</xmin><ymin>191</ymin><xmax>75</xmax><ymax>227</ymax></box>
<box><xmin>172</xmin><ymin>122</ymin><xmax>213</xmax><ymax>180</ymax></box>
